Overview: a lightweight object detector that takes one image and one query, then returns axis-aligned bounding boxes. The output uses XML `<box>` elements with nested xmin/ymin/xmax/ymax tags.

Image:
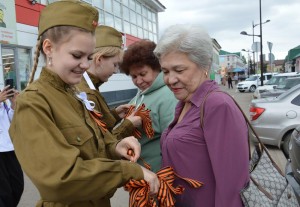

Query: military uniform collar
<box><xmin>39</xmin><ymin>67</ymin><xmax>72</xmax><ymax>91</ymax></box>
<box><xmin>86</xmin><ymin>71</ymin><xmax>104</xmax><ymax>89</ymax></box>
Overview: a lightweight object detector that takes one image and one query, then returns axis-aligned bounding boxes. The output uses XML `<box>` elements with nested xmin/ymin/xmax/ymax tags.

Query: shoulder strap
<box><xmin>199</xmin><ymin>90</ymin><xmax>283</xmax><ymax>175</ymax></box>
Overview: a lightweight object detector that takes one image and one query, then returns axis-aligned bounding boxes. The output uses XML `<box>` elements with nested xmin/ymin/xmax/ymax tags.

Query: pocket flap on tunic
<box><xmin>61</xmin><ymin>125</ymin><xmax>93</xmax><ymax>146</ymax></box>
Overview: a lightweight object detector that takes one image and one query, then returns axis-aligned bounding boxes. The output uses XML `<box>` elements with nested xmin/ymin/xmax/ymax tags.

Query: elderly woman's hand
<box><xmin>115</xmin><ymin>136</ymin><xmax>141</xmax><ymax>162</ymax></box>
<box><xmin>115</xmin><ymin>104</ymin><xmax>132</xmax><ymax>118</ymax></box>
<box><xmin>126</xmin><ymin>112</ymin><xmax>142</xmax><ymax>127</ymax></box>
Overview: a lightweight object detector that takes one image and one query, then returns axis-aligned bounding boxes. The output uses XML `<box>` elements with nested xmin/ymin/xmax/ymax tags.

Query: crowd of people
<box><xmin>1</xmin><ymin>1</ymin><xmax>250</xmax><ymax>207</ymax></box>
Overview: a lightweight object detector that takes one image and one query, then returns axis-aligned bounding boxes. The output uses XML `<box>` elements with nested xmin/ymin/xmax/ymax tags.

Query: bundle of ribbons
<box><xmin>125</xmin><ymin>103</ymin><xmax>154</xmax><ymax>139</ymax></box>
<box><xmin>125</xmin><ymin>150</ymin><xmax>203</xmax><ymax>207</ymax></box>
<box><xmin>124</xmin><ymin>166</ymin><xmax>203</xmax><ymax>207</ymax></box>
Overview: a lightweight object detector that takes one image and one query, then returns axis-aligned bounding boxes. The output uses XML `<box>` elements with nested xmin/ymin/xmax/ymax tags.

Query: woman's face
<box><xmin>129</xmin><ymin>65</ymin><xmax>160</xmax><ymax>91</ymax></box>
<box><xmin>46</xmin><ymin>30</ymin><xmax>96</xmax><ymax>86</ymax></box>
<box><xmin>94</xmin><ymin>55</ymin><xmax>120</xmax><ymax>82</ymax></box>
<box><xmin>160</xmin><ymin>52</ymin><xmax>208</xmax><ymax>102</ymax></box>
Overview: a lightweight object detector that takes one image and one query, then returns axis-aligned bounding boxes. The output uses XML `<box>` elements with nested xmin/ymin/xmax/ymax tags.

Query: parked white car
<box><xmin>237</xmin><ymin>73</ymin><xmax>276</xmax><ymax>93</ymax></box>
<box><xmin>253</xmin><ymin>72</ymin><xmax>300</xmax><ymax>99</ymax></box>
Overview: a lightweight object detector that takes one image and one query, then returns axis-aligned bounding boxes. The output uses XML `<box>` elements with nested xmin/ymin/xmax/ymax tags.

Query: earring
<box><xmin>48</xmin><ymin>57</ymin><xmax>52</xmax><ymax>67</ymax></box>
<box><xmin>205</xmin><ymin>71</ymin><xmax>208</xmax><ymax>78</ymax></box>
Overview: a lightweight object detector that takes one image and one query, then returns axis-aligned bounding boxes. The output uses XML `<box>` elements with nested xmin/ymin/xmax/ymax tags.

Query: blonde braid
<box><xmin>27</xmin><ymin>38</ymin><xmax>42</xmax><ymax>86</ymax></box>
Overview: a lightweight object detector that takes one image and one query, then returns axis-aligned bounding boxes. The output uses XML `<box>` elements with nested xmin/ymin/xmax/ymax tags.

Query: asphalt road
<box><xmin>17</xmin><ymin>84</ymin><xmax>287</xmax><ymax>207</ymax></box>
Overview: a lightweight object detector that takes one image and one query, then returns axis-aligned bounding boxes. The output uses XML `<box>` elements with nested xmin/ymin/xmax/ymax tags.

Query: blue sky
<box><xmin>158</xmin><ymin>0</ymin><xmax>300</xmax><ymax>60</ymax></box>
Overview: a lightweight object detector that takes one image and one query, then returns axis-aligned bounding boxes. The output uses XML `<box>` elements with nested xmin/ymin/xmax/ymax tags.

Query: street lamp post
<box><xmin>259</xmin><ymin>0</ymin><xmax>265</xmax><ymax>86</ymax></box>
<box><xmin>252</xmin><ymin>19</ymin><xmax>270</xmax><ymax>74</ymax></box>
<box><xmin>240</xmin><ymin>5</ymin><xmax>270</xmax><ymax>86</ymax></box>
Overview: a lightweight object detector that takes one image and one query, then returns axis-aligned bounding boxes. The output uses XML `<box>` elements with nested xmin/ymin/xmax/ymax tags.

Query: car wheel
<box><xmin>282</xmin><ymin>131</ymin><xmax>292</xmax><ymax>158</ymax></box>
<box><xmin>239</xmin><ymin>90</ymin><xmax>245</xmax><ymax>93</ymax></box>
<box><xmin>249</xmin><ymin>85</ymin><xmax>256</xmax><ymax>92</ymax></box>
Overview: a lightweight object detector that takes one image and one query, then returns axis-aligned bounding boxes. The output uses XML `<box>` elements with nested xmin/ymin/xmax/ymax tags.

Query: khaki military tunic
<box><xmin>9</xmin><ymin>68</ymin><xmax>143</xmax><ymax>207</ymax></box>
<box><xmin>77</xmin><ymin>72</ymin><xmax>134</xmax><ymax>140</ymax></box>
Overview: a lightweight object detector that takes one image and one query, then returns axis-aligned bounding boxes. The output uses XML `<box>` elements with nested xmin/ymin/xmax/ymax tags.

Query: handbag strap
<box><xmin>199</xmin><ymin>90</ymin><xmax>284</xmax><ymax>176</ymax></box>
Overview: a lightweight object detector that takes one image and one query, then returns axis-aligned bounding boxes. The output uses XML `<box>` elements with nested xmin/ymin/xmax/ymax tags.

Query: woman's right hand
<box><xmin>140</xmin><ymin>166</ymin><xmax>160</xmax><ymax>195</ymax></box>
<box><xmin>126</xmin><ymin>113</ymin><xmax>142</xmax><ymax>127</ymax></box>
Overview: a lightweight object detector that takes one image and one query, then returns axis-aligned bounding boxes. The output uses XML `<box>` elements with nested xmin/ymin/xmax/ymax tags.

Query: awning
<box><xmin>232</xmin><ymin>68</ymin><xmax>245</xmax><ymax>73</ymax></box>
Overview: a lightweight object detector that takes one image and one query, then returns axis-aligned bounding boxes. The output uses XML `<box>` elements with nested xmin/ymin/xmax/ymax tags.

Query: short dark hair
<box><xmin>120</xmin><ymin>39</ymin><xmax>161</xmax><ymax>75</ymax></box>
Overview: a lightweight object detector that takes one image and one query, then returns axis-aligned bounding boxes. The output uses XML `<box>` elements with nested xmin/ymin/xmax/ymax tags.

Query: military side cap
<box><xmin>96</xmin><ymin>25</ymin><xmax>123</xmax><ymax>48</ymax></box>
<box><xmin>38</xmin><ymin>0</ymin><xmax>99</xmax><ymax>36</ymax></box>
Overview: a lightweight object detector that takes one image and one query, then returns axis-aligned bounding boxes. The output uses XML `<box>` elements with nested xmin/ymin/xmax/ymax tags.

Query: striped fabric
<box><xmin>89</xmin><ymin>110</ymin><xmax>108</xmax><ymax>132</ymax></box>
<box><xmin>125</xmin><ymin>104</ymin><xmax>154</xmax><ymax>139</ymax></box>
<box><xmin>124</xmin><ymin>166</ymin><xmax>203</xmax><ymax>207</ymax></box>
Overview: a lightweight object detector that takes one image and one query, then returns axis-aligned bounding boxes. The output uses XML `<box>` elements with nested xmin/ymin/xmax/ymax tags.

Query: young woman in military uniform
<box><xmin>77</xmin><ymin>25</ymin><xmax>141</xmax><ymax>141</ymax></box>
<box><xmin>8</xmin><ymin>1</ymin><xmax>159</xmax><ymax>207</ymax></box>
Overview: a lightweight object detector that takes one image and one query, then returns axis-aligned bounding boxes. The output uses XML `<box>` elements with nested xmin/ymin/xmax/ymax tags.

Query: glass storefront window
<box><xmin>142</xmin><ymin>6</ymin><xmax>147</xmax><ymax>17</ymax></box>
<box><xmin>98</xmin><ymin>9</ymin><xmax>105</xmax><ymax>24</ymax></box>
<box><xmin>115</xmin><ymin>17</ymin><xmax>122</xmax><ymax>32</ymax></box>
<box><xmin>113</xmin><ymin>0</ymin><xmax>121</xmax><ymax>17</ymax></box>
<box><xmin>131</xmin><ymin>24</ymin><xmax>137</xmax><ymax>37</ymax></box>
<box><xmin>152</xmin><ymin>22</ymin><xmax>157</xmax><ymax>33</ymax></box>
<box><xmin>123</xmin><ymin>6</ymin><xmax>129</xmax><ymax>21</ymax></box>
<box><xmin>148</xmin><ymin>20</ymin><xmax>152</xmax><ymax>31</ymax></box>
<box><xmin>93</xmin><ymin>0</ymin><xmax>104</xmax><ymax>9</ymax></box>
<box><xmin>129</xmin><ymin>0</ymin><xmax>135</xmax><ymax>10</ymax></box>
<box><xmin>105</xmin><ymin>12</ymin><xmax>114</xmax><ymax>27</ymax></box>
<box><xmin>2</xmin><ymin>48</ymin><xmax>16</xmax><ymax>89</ymax></box>
<box><xmin>1</xmin><ymin>46</ymin><xmax>31</xmax><ymax>91</ymax></box>
<box><xmin>122</xmin><ymin>0</ymin><xmax>128</xmax><ymax>6</ymax></box>
<box><xmin>124</xmin><ymin>21</ymin><xmax>130</xmax><ymax>34</ymax></box>
<box><xmin>144</xmin><ymin>30</ymin><xmax>148</xmax><ymax>39</ymax></box>
<box><xmin>143</xmin><ymin>17</ymin><xmax>148</xmax><ymax>30</ymax></box>
<box><xmin>147</xmin><ymin>9</ymin><xmax>152</xmax><ymax>20</ymax></box>
<box><xmin>136</xmin><ymin>2</ymin><xmax>142</xmax><ymax>14</ymax></box>
<box><xmin>130</xmin><ymin>10</ymin><xmax>136</xmax><ymax>24</ymax></box>
<box><xmin>17</xmin><ymin>48</ymin><xmax>31</xmax><ymax>90</ymax></box>
<box><xmin>104</xmin><ymin>0</ymin><xmax>113</xmax><ymax>12</ymax></box>
<box><xmin>137</xmin><ymin>14</ymin><xmax>142</xmax><ymax>27</ymax></box>
<box><xmin>137</xmin><ymin>27</ymin><xmax>143</xmax><ymax>38</ymax></box>
<box><xmin>152</xmin><ymin>12</ymin><xmax>156</xmax><ymax>22</ymax></box>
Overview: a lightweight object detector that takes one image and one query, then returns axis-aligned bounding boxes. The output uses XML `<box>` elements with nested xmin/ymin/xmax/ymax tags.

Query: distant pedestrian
<box><xmin>228</xmin><ymin>75</ymin><xmax>233</xmax><ymax>89</ymax></box>
<box><xmin>0</xmin><ymin>86</ymin><xmax>24</xmax><ymax>207</ymax></box>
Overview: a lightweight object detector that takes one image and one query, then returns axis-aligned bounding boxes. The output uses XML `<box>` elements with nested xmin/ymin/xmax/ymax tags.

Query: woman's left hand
<box><xmin>115</xmin><ymin>104</ymin><xmax>133</xmax><ymax>118</ymax></box>
<box><xmin>116</xmin><ymin>136</ymin><xmax>140</xmax><ymax>162</ymax></box>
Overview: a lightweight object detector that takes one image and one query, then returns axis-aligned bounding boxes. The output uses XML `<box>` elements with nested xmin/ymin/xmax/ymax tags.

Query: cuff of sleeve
<box><xmin>117</xmin><ymin>119</ymin><xmax>134</xmax><ymax>138</ymax></box>
<box><xmin>111</xmin><ymin>109</ymin><xmax>121</xmax><ymax>122</ymax></box>
<box><xmin>120</xmin><ymin>161</ymin><xmax>143</xmax><ymax>182</ymax></box>
<box><xmin>109</xmin><ymin>141</ymin><xmax>122</xmax><ymax>160</ymax></box>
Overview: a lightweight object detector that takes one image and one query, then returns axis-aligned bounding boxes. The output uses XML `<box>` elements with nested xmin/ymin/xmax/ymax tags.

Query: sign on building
<box><xmin>0</xmin><ymin>0</ymin><xmax>17</xmax><ymax>44</ymax></box>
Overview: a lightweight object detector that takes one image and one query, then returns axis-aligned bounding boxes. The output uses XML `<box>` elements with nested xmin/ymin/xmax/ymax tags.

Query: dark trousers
<box><xmin>0</xmin><ymin>151</ymin><xmax>24</xmax><ymax>207</ymax></box>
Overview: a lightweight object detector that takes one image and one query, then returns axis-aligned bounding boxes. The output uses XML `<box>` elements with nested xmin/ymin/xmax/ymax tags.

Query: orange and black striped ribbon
<box><xmin>124</xmin><ymin>166</ymin><xmax>203</xmax><ymax>207</ymax></box>
<box><xmin>125</xmin><ymin>104</ymin><xmax>154</xmax><ymax>139</ymax></box>
<box><xmin>89</xmin><ymin>110</ymin><xmax>108</xmax><ymax>133</ymax></box>
<box><xmin>127</xmin><ymin>149</ymin><xmax>152</xmax><ymax>171</ymax></box>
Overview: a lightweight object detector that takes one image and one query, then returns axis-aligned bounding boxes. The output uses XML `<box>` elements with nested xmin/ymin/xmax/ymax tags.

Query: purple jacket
<box><xmin>161</xmin><ymin>80</ymin><xmax>249</xmax><ymax>207</ymax></box>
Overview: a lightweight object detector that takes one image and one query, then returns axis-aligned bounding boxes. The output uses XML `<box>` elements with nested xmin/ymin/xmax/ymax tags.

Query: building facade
<box><xmin>0</xmin><ymin>0</ymin><xmax>165</xmax><ymax>105</ymax></box>
<box><xmin>219</xmin><ymin>50</ymin><xmax>246</xmax><ymax>78</ymax></box>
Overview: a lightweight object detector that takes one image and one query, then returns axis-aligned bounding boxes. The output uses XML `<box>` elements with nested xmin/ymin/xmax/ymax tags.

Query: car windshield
<box><xmin>265</xmin><ymin>76</ymin><xmax>287</xmax><ymax>85</ymax></box>
<box><xmin>277</xmin><ymin>78</ymin><xmax>300</xmax><ymax>89</ymax></box>
<box><xmin>245</xmin><ymin>76</ymin><xmax>258</xmax><ymax>81</ymax></box>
